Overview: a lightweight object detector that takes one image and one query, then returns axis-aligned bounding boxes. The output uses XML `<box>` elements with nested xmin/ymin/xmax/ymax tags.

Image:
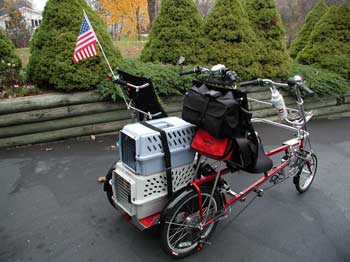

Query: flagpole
<box><xmin>83</xmin><ymin>10</ymin><xmax>128</xmax><ymax>106</ymax></box>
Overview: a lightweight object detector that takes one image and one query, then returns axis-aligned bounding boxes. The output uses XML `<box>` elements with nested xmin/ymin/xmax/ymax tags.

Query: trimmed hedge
<box><xmin>141</xmin><ymin>0</ymin><xmax>205</xmax><ymax>64</ymax></box>
<box><xmin>26</xmin><ymin>0</ymin><xmax>122</xmax><ymax>91</ymax></box>
<box><xmin>243</xmin><ymin>0</ymin><xmax>291</xmax><ymax>79</ymax></box>
<box><xmin>290</xmin><ymin>0</ymin><xmax>328</xmax><ymax>58</ymax></box>
<box><xmin>97</xmin><ymin>60</ymin><xmax>350</xmax><ymax>101</ymax></box>
<box><xmin>297</xmin><ymin>4</ymin><xmax>350</xmax><ymax>80</ymax></box>
<box><xmin>97</xmin><ymin>59</ymin><xmax>192</xmax><ymax>101</ymax></box>
<box><xmin>291</xmin><ymin>63</ymin><xmax>350</xmax><ymax>97</ymax></box>
<box><xmin>204</xmin><ymin>0</ymin><xmax>262</xmax><ymax>80</ymax></box>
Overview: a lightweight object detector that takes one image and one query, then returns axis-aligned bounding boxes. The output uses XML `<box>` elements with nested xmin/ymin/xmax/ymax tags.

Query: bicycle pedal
<box><xmin>217</xmin><ymin>214</ymin><xmax>228</xmax><ymax>221</ymax></box>
<box><xmin>240</xmin><ymin>197</ymin><xmax>246</xmax><ymax>202</ymax></box>
<box><xmin>199</xmin><ymin>240</ymin><xmax>212</xmax><ymax>245</ymax></box>
<box><xmin>254</xmin><ymin>188</ymin><xmax>264</xmax><ymax>197</ymax></box>
<box><xmin>227</xmin><ymin>189</ymin><xmax>238</xmax><ymax>197</ymax></box>
<box><xmin>214</xmin><ymin>210</ymin><xmax>228</xmax><ymax>221</ymax></box>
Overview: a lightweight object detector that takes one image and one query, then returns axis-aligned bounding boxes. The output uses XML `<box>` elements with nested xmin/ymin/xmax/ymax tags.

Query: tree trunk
<box><xmin>147</xmin><ymin>0</ymin><xmax>157</xmax><ymax>28</ymax></box>
<box><xmin>136</xmin><ymin>6</ymin><xmax>141</xmax><ymax>41</ymax></box>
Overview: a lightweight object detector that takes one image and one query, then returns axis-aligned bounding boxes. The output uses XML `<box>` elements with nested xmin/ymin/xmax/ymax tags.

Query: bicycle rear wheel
<box><xmin>293</xmin><ymin>153</ymin><xmax>317</xmax><ymax>193</ymax></box>
<box><xmin>160</xmin><ymin>187</ymin><xmax>222</xmax><ymax>258</ymax></box>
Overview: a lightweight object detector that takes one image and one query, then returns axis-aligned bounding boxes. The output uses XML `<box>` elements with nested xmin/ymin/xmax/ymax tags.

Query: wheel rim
<box><xmin>165</xmin><ymin>193</ymin><xmax>218</xmax><ymax>255</ymax></box>
<box><xmin>299</xmin><ymin>154</ymin><xmax>317</xmax><ymax>190</ymax></box>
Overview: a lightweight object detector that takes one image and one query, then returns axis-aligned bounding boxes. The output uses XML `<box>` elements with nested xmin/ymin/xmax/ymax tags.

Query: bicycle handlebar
<box><xmin>112</xmin><ymin>77</ymin><xmax>128</xmax><ymax>86</ymax></box>
<box><xmin>287</xmin><ymin>77</ymin><xmax>314</xmax><ymax>95</ymax></box>
<box><xmin>300</xmin><ymin>85</ymin><xmax>314</xmax><ymax>95</ymax></box>
<box><xmin>240</xmin><ymin>79</ymin><xmax>288</xmax><ymax>88</ymax></box>
<box><xmin>239</xmin><ymin>79</ymin><xmax>261</xmax><ymax>87</ymax></box>
<box><xmin>179</xmin><ymin>68</ymin><xmax>199</xmax><ymax>76</ymax></box>
<box><xmin>226</xmin><ymin>71</ymin><xmax>237</xmax><ymax>82</ymax></box>
<box><xmin>241</xmin><ymin>78</ymin><xmax>313</xmax><ymax>94</ymax></box>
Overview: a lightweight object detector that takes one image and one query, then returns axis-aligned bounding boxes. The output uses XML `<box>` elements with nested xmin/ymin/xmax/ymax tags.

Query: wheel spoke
<box><xmin>166</xmin><ymin>221</ymin><xmax>198</xmax><ymax>228</ymax></box>
<box><xmin>163</xmin><ymin>191</ymin><xmax>220</xmax><ymax>256</ymax></box>
<box><xmin>168</xmin><ymin>226</ymin><xmax>188</xmax><ymax>243</ymax></box>
<box><xmin>172</xmin><ymin>230</ymin><xmax>192</xmax><ymax>247</ymax></box>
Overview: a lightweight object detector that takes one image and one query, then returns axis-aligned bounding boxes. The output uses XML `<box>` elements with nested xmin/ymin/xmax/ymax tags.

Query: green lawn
<box><xmin>15</xmin><ymin>48</ymin><xmax>30</xmax><ymax>68</ymax></box>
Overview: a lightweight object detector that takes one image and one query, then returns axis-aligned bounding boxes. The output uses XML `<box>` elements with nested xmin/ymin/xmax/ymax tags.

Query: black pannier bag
<box><xmin>182</xmin><ymin>84</ymin><xmax>252</xmax><ymax>139</ymax></box>
<box><xmin>182</xmin><ymin>82</ymin><xmax>271</xmax><ymax>172</ymax></box>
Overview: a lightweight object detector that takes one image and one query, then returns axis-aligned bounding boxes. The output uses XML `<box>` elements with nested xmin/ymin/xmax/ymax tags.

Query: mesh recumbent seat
<box><xmin>118</xmin><ymin>70</ymin><xmax>167</xmax><ymax>121</ymax></box>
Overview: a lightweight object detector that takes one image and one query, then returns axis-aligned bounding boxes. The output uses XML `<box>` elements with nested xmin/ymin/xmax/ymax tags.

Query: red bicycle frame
<box><xmin>191</xmin><ymin>138</ymin><xmax>304</xmax><ymax>223</ymax></box>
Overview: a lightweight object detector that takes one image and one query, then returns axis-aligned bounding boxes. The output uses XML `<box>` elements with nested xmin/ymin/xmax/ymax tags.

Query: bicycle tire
<box><xmin>104</xmin><ymin>161</ymin><xmax>118</xmax><ymax>209</ymax></box>
<box><xmin>293</xmin><ymin>153</ymin><xmax>317</xmax><ymax>193</ymax></box>
<box><xmin>160</xmin><ymin>187</ymin><xmax>222</xmax><ymax>258</ymax></box>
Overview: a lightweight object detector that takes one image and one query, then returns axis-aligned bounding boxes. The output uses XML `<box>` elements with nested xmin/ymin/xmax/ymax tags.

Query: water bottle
<box><xmin>271</xmin><ymin>88</ymin><xmax>287</xmax><ymax>120</ymax></box>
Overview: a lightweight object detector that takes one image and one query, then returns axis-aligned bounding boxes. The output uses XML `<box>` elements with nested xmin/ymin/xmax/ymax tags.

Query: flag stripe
<box><xmin>77</xmin><ymin>30</ymin><xmax>93</xmax><ymax>41</ymax></box>
<box><xmin>87</xmin><ymin>46</ymin><xmax>92</xmax><ymax>56</ymax></box>
<box><xmin>76</xmin><ymin>37</ymin><xmax>96</xmax><ymax>50</ymax></box>
<box><xmin>76</xmin><ymin>32</ymin><xmax>95</xmax><ymax>46</ymax></box>
<box><xmin>91</xmin><ymin>45</ymin><xmax>96</xmax><ymax>55</ymax></box>
<box><xmin>74</xmin><ymin>39</ymin><xmax>96</xmax><ymax>54</ymax></box>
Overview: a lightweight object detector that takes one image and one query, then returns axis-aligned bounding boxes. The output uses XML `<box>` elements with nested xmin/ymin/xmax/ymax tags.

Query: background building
<box><xmin>0</xmin><ymin>6</ymin><xmax>42</xmax><ymax>31</ymax></box>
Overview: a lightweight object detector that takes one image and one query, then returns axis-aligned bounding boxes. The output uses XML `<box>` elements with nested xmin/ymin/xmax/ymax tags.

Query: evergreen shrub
<box><xmin>0</xmin><ymin>30</ymin><xmax>22</xmax><ymax>89</ymax></box>
<box><xmin>290</xmin><ymin>0</ymin><xmax>328</xmax><ymax>58</ymax></box>
<box><xmin>204</xmin><ymin>0</ymin><xmax>262</xmax><ymax>80</ymax></box>
<box><xmin>297</xmin><ymin>4</ymin><xmax>350</xmax><ymax>80</ymax></box>
<box><xmin>243</xmin><ymin>0</ymin><xmax>291</xmax><ymax>79</ymax></box>
<box><xmin>292</xmin><ymin>63</ymin><xmax>350</xmax><ymax>97</ymax></box>
<box><xmin>141</xmin><ymin>0</ymin><xmax>205</xmax><ymax>64</ymax></box>
<box><xmin>27</xmin><ymin>0</ymin><xmax>122</xmax><ymax>91</ymax></box>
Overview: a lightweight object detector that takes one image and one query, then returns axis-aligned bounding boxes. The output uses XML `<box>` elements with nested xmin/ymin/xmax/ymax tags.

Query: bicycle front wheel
<box><xmin>293</xmin><ymin>153</ymin><xmax>317</xmax><ymax>193</ymax></box>
<box><xmin>160</xmin><ymin>188</ymin><xmax>222</xmax><ymax>258</ymax></box>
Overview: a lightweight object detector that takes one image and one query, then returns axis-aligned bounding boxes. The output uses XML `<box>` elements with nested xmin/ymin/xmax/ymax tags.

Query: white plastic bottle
<box><xmin>271</xmin><ymin>88</ymin><xmax>288</xmax><ymax>120</ymax></box>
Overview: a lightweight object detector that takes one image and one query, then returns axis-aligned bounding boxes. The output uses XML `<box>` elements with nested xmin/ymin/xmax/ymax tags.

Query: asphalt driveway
<box><xmin>0</xmin><ymin>118</ymin><xmax>349</xmax><ymax>262</ymax></box>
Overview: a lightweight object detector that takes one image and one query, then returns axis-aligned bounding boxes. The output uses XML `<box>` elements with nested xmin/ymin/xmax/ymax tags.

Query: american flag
<box><xmin>72</xmin><ymin>14</ymin><xmax>98</xmax><ymax>63</ymax></box>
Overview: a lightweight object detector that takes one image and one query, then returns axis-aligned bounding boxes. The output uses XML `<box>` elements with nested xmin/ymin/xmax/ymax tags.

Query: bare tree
<box><xmin>5</xmin><ymin>9</ymin><xmax>31</xmax><ymax>47</ymax></box>
<box><xmin>85</xmin><ymin>0</ymin><xmax>100</xmax><ymax>11</ymax></box>
<box><xmin>147</xmin><ymin>0</ymin><xmax>160</xmax><ymax>27</ymax></box>
<box><xmin>195</xmin><ymin>0</ymin><xmax>215</xmax><ymax>17</ymax></box>
<box><xmin>0</xmin><ymin>0</ymin><xmax>5</xmax><ymax>15</ymax></box>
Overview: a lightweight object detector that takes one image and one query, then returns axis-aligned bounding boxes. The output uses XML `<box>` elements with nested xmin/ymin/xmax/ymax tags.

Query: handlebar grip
<box><xmin>226</xmin><ymin>71</ymin><xmax>237</xmax><ymax>82</ymax></box>
<box><xmin>113</xmin><ymin>78</ymin><xmax>127</xmax><ymax>86</ymax></box>
<box><xmin>239</xmin><ymin>79</ymin><xmax>261</xmax><ymax>87</ymax></box>
<box><xmin>287</xmin><ymin>77</ymin><xmax>297</xmax><ymax>86</ymax></box>
<box><xmin>179</xmin><ymin>68</ymin><xmax>197</xmax><ymax>76</ymax></box>
<box><xmin>301</xmin><ymin>84</ymin><xmax>314</xmax><ymax>95</ymax></box>
<box><xmin>288</xmin><ymin>78</ymin><xmax>314</xmax><ymax>95</ymax></box>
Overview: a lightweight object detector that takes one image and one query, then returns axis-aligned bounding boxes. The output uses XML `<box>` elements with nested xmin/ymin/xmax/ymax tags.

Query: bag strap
<box><xmin>141</xmin><ymin>121</ymin><xmax>173</xmax><ymax>197</ymax></box>
<box><xmin>236</xmin><ymin>127</ymin><xmax>259</xmax><ymax>168</ymax></box>
<box><xmin>236</xmin><ymin>138</ymin><xmax>253</xmax><ymax>168</ymax></box>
